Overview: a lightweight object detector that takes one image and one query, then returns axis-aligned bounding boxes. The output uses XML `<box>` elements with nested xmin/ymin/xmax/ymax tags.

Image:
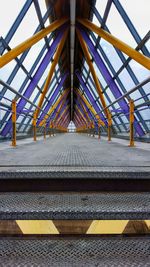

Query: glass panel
<box><xmin>139</xmin><ymin>109</ymin><xmax>150</xmax><ymax>120</ymax></box>
<box><xmin>129</xmin><ymin>60</ymin><xmax>150</xmax><ymax>82</ymax></box>
<box><xmin>0</xmin><ymin>0</ymin><xmax>26</xmax><ymax>37</ymax></box>
<box><xmin>93</xmin><ymin>14</ymin><xmax>100</xmax><ymax>26</ymax></box>
<box><xmin>10</xmin><ymin>68</ymin><xmax>27</xmax><ymax>91</ymax></box>
<box><xmin>118</xmin><ymin>69</ymin><xmax>136</xmax><ymax>91</ymax></box>
<box><xmin>23</xmin><ymin>39</ymin><xmax>46</xmax><ymax>71</ymax></box>
<box><xmin>119</xmin><ymin>0</ymin><xmax>150</xmax><ymax>38</ymax></box>
<box><xmin>9</xmin><ymin>3</ymin><xmax>39</xmax><ymax>47</ymax></box>
<box><xmin>38</xmin><ymin>62</ymin><xmax>52</xmax><ymax>88</ymax></box>
<box><xmin>38</xmin><ymin>0</ymin><xmax>48</xmax><ymax>17</ymax></box>
<box><xmin>95</xmin><ymin>0</ymin><xmax>108</xmax><ymax>19</ymax></box>
<box><xmin>0</xmin><ymin>60</ymin><xmax>17</xmax><ymax>82</ymax></box>
<box><xmin>106</xmin><ymin>3</ymin><xmax>137</xmax><ymax>47</ymax></box>
<box><xmin>99</xmin><ymin>40</ymin><xmax>123</xmax><ymax>72</ymax></box>
<box><xmin>93</xmin><ymin>62</ymin><xmax>107</xmax><ymax>88</ymax></box>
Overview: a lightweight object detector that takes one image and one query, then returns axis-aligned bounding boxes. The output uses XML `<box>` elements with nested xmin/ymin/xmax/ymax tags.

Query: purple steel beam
<box><xmin>75</xmin><ymin>70</ymin><xmax>106</xmax><ymax>124</ymax></box>
<box><xmin>76</xmin><ymin>109</ymin><xmax>86</xmax><ymax>126</ymax></box>
<box><xmin>75</xmin><ymin>100</ymin><xmax>88</xmax><ymax>123</ymax></box>
<box><xmin>1</xmin><ymin>26</ymin><xmax>67</xmax><ymax>136</ymax></box>
<box><xmin>37</xmin><ymin>72</ymin><xmax>68</xmax><ymax>124</ymax></box>
<box><xmin>45</xmin><ymin>97</ymin><xmax>64</xmax><ymax>126</ymax></box>
<box><xmin>75</xmin><ymin>105</ymin><xmax>86</xmax><ymax>125</ymax></box>
<box><xmin>56</xmin><ymin>99</ymin><xmax>70</xmax><ymax>123</ymax></box>
<box><xmin>46</xmin><ymin>90</ymin><xmax>70</xmax><ymax>125</ymax></box>
<box><xmin>59</xmin><ymin>112</ymin><xmax>70</xmax><ymax>127</ymax></box>
<box><xmin>46</xmin><ymin>97</ymin><xmax>69</xmax><ymax>127</ymax></box>
<box><xmin>74</xmin><ymin>91</ymin><xmax>98</xmax><ymax>126</ymax></box>
<box><xmin>58</xmin><ymin>104</ymin><xmax>70</xmax><ymax>125</ymax></box>
<box><xmin>75</xmin><ymin>90</ymin><xmax>95</xmax><ymax>121</ymax></box>
<box><xmin>74</xmin><ymin>112</ymin><xmax>82</xmax><ymax>126</ymax></box>
<box><xmin>75</xmin><ymin>99</ymin><xmax>98</xmax><ymax>129</ymax></box>
<box><xmin>74</xmin><ymin>94</ymin><xmax>93</xmax><ymax>124</ymax></box>
<box><xmin>78</xmin><ymin>26</ymin><xmax>145</xmax><ymax>136</ymax></box>
<box><xmin>55</xmin><ymin>98</ymin><xmax>69</xmax><ymax>122</ymax></box>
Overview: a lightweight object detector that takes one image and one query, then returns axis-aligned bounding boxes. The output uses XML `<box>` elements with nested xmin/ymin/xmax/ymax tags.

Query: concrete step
<box><xmin>0</xmin><ymin>236</ymin><xmax>149</xmax><ymax>266</ymax></box>
<box><xmin>0</xmin><ymin>192</ymin><xmax>149</xmax><ymax>220</ymax></box>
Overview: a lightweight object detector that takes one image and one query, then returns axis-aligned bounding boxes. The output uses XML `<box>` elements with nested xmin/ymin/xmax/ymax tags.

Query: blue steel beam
<box><xmin>18</xmin><ymin>68</ymin><xmax>62</xmax><ymax>132</ymax></box>
<box><xmin>0</xmin><ymin>0</ymin><xmax>33</xmax><ymax>55</ymax></box>
<box><xmin>33</xmin><ymin>0</ymin><xmax>50</xmax><ymax>48</ymax></box>
<box><xmin>90</xmin><ymin>30</ymin><xmax>150</xmax><ymax>105</ymax></box>
<box><xmin>90</xmin><ymin>33</ymin><xmax>149</xmax><ymax>134</ymax></box>
<box><xmin>101</xmin><ymin>0</ymin><xmax>113</xmax><ymax>29</ymax></box>
<box><xmin>0</xmin><ymin>9</ymin><xmax>54</xmax><ymax>131</ymax></box>
<box><xmin>92</xmin><ymin>6</ymin><xmax>150</xmax><ymax>99</ymax></box>
<box><xmin>1</xmin><ymin>28</ymin><xmax>66</xmax><ymax>136</ymax></box>
<box><xmin>112</xmin><ymin>0</ymin><xmax>150</xmax><ymax>56</ymax></box>
<box><xmin>76</xmin><ymin>70</ymin><xmax>106</xmax><ymax>124</ymax></box>
<box><xmin>78</xmin><ymin>27</ymin><xmax>145</xmax><ymax>136</ymax></box>
<box><xmin>81</xmin><ymin>65</ymin><xmax>124</xmax><ymax>132</ymax></box>
<box><xmin>37</xmin><ymin>72</ymin><xmax>68</xmax><ymax>124</ymax></box>
<box><xmin>0</xmin><ymin>7</ymin><xmax>53</xmax><ymax>101</ymax></box>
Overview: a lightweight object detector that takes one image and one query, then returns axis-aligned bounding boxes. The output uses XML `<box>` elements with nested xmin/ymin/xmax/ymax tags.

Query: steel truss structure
<box><xmin>0</xmin><ymin>0</ymin><xmax>150</xmax><ymax>141</ymax></box>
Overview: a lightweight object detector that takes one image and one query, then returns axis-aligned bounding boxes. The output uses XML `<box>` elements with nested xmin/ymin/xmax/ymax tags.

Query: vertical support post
<box><xmin>12</xmin><ymin>100</ymin><xmax>16</xmax><ymax>147</ymax></box>
<box><xmin>98</xmin><ymin>126</ymin><xmax>101</xmax><ymax>140</ymax></box>
<box><xmin>108</xmin><ymin>113</ymin><xmax>112</xmax><ymax>141</ymax></box>
<box><xmin>52</xmin><ymin>121</ymin><xmax>55</xmax><ymax>136</ymax></box>
<box><xmin>44</xmin><ymin>120</ymin><xmax>46</xmax><ymax>139</ymax></box>
<box><xmin>129</xmin><ymin>99</ymin><xmax>135</xmax><ymax>147</ymax></box>
<box><xmin>49</xmin><ymin>122</ymin><xmax>51</xmax><ymax>137</ymax></box>
<box><xmin>93</xmin><ymin>123</ymin><xmax>95</xmax><ymax>138</ymax></box>
<box><xmin>33</xmin><ymin>112</ymin><xmax>37</xmax><ymax>141</ymax></box>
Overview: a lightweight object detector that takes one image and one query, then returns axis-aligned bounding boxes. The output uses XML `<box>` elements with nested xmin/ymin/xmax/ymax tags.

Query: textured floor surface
<box><xmin>0</xmin><ymin>192</ymin><xmax>149</xmax><ymax>220</ymax></box>
<box><xmin>0</xmin><ymin>133</ymin><xmax>150</xmax><ymax>167</ymax></box>
<box><xmin>0</xmin><ymin>237</ymin><xmax>149</xmax><ymax>266</ymax></box>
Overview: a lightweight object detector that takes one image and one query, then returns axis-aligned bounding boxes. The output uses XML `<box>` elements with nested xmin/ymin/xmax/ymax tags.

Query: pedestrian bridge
<box><xmin>0</xmin><ymin>0</ymin><xmax>150</xmax><ymax>265</ymax></box>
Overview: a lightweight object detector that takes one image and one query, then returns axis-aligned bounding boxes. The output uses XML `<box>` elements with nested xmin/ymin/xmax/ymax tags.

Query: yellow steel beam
<box><xmin>44</xmin><ymin>120</ymin><xmax>46</xmax><ymax>139</ymax></box>
<box><xmin>0</xmin><ymin>18</ymin><xmax>68</xmax><ymax>68</ymax></box>
<box><xmin>12</xmin><ymin>99</ymin><xmax>17</xmax><ymax>147</ymax></box>
<box><xmin>53</xmin><ymin>98</ymin><xmax>70</xmax><ymax>128</ymax></box>
<box><xmin>75</xmin><ymin>104</ymin><xmax>88</xmax><ymax>125</ymax></box>
<box><xmin>76</xmin><ymin>88</ymin><xmax>105</xmax><ymax>127</ymax></box>
<box><xmin>35</xmin><ymin>29</ymin><xmax>69</xmax><ymax>119</ymax></box>
<box><xmin>76</xmin><ymin>29</ymin><xmax>110</xmax><ymax>119</ymax></box>
<box><xmin>56</xmin><ymin>105</ymin><xmax>69</xmax><ymax>125</ymax></box>
<box><xmin>78</xmin><ymin>98</ymin><xmax>91</xmax><ymax>123</ymax></box>
<box><xmin>77</xmin><ymin>18</ymin><xmax>150</xmax><ymax>70</ymax></box>
<box><xmin>129</xmin><ymin>99</ymin><xmax>135</xmax><ymax>147</ymax></box>
<box><xmin>32</xmin><ymin>112</ymin><xmax>37</xmax><ymax>141</ymax></box>
<box><xmin>39</xmin><ymin>89</ymin><xmax>69</xmax><ymax>126</ymax></box>
<box><xmin>74</xmin><ymin>111</ymin><xmax>85</xmax><ymax>127</ymax></box>
<box><xmin>108</xmin><ymin>112</ymin><xmax>112</xmax><ymax>141</ymax></box>
<box><xmin>53</xmin><ymin>98</ymin><xmax>67</xmax><ymax>125</ymax></box>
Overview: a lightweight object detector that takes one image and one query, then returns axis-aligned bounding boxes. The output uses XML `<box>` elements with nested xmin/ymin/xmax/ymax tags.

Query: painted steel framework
<box><xmin>0</xmin><ymin>0</ymin><xmax>149</xmax><ymax>140</ymax></box>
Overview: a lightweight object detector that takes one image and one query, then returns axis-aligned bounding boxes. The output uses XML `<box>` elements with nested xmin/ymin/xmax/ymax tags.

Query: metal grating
<box><xmin>0</xmin><ymin>237</ymin><xmax>149</xmax><ymax>266</ymax></box>
<box><xmin>0</xmin><ymin>166</ymin><xmax>150</xmax><ymax>179</ymax></box>
<box><xmin>0</xmin><ymin>192</ymin><xmax>149</xmax><ymax>220</ymax></box>
<box><xmin>0</xmin><ymin>134</ymin><xmax>150</xmax><ymax>168</ymax></box>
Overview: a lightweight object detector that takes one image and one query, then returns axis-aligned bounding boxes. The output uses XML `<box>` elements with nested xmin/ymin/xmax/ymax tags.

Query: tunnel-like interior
<box><xmin>0</xmin><ymin>1</ymin><xmax>150</xmax><ymax>266</ymax></box>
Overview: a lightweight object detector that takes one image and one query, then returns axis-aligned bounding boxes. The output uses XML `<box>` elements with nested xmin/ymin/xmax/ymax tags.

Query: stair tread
<box><xmin>0</xmin><ymin>237</ymin><xmax>149</xmax><ymax>266</ymax></box>
<box><xmin>0</xmin><ymin>192</ymin><xmax>149</xmax><ymax>219</ymax></box>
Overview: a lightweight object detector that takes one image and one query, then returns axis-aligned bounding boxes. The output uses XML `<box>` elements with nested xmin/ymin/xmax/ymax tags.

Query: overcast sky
<box><xmin>0</xmin><ymin>0</ymin><xmax>149</xmax><ymax>86</ymax></box>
